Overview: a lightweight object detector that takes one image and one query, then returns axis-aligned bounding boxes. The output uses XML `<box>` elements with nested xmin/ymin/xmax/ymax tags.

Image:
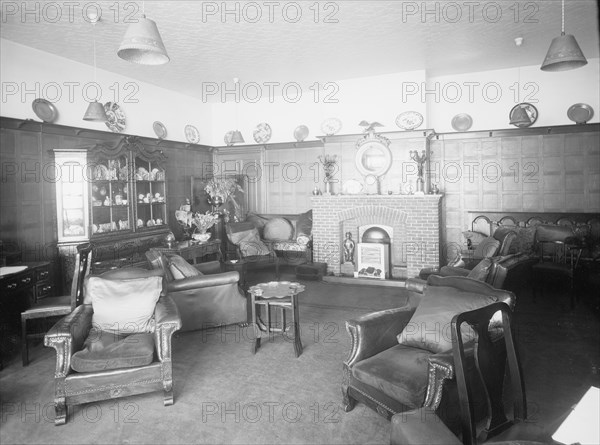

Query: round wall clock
<box><xmin>509</xmin><ymin>103</ymin><xmax>538</xmax><ymax>128</ymax></box>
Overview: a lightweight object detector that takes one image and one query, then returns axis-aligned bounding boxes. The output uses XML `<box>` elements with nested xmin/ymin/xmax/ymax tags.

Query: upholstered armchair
<box><xmin>453</xmin><ymin>227</ymin><xmax>518</xmax><ymax>270</ymax></box>
<box><xmin>44</xmin><ymin>245</ymin><xmax>181</xmax><ymax>425</ymax></box>
<box><xmin>146</xmin><ymin>249</ymin><xmax>247</xmax><ymax>330</ymax></box>
<box><xmin>342</xmin><ymin>276</ymin><xmax>515</xmax><ymax>431</ymax></box>
<box><xmin>225</xmin><ymin>222</ymin><xmax>280</xmax><ymax>280</ymax></box>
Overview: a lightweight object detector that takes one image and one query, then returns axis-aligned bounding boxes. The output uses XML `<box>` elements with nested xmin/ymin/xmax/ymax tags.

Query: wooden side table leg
<box><xmin>292</xmin><ymin>294</ymin><xmax>302</xmax><ymax>357</ymax></box>
<box><xmin>250</xmin><ymin>293</ymin><xmax>260</xmax><ymax>354</ymax></box>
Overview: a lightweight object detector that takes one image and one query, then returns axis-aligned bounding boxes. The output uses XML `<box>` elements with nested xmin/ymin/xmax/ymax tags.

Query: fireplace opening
<box><xmin>357</xmin><ymin>226</ymin><xmax>392</xmax><ymax>279</ymax></box>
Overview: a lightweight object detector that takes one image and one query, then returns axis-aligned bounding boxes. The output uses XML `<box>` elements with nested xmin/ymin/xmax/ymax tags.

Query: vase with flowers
<box><xmin>175</xmin><ymin>209</ymin><xmax>219</xmax><ymax>243</ymax></box>
<box><xmin>318</xmin><ymin>154</ymin><xmax>337</xmax><ymax>195</ymax></box>
<box><xmin>204</xmin><ymin>177</ymin><xmax>244</xmax><ymax>222</ymax></box>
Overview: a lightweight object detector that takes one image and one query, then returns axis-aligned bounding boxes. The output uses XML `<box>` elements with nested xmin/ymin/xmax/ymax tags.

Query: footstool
<box><xmin>295</xmin><ymin>262</ymin><xmax>327</xmax><ymax>281</ymax></box>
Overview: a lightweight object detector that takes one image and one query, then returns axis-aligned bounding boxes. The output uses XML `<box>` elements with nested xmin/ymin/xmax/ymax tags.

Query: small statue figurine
<box><xmin>343</xmin><ymin>232</ymin><xmax>356</xmax><ymax>264</ymax></box>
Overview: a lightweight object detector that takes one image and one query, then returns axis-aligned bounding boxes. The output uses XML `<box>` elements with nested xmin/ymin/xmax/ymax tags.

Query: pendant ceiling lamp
<box><xmin>231</xmin><ymin>78</ymin><xmax>245</xmax><ymax>144</ymax></box>
<box><xmin>117</xmin><ymin>2</ymin><xmax>169</xmax><ymax>65</ymax></box>
<box><xmin>83</xmin><ymin>13</ymin><xmax>107</xmax><ymax>122</ymax></box>
<box><xmin>541</xmin><ymin>0</ymin><xmax>587</xmax><ymax>71</ymax></box>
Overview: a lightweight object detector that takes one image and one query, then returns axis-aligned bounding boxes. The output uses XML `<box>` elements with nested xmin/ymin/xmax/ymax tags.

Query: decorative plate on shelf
<box><xmin>395</xmin><ymin>111</ymin><xmax>423</xmax><ymax>130</ymax></box>
<box><xmin>567</xmin><ymin>103</ymin><xmax>594</xmax><ymax>124</ymax></box>
<box><xmin>320</xmin><ymin>117</ymin><xmax>342</xmax><ymax>136</ymax></box>
<box><xmin>104</xmin><ymin>102</ymin><xmax>126</xmax><ymax>133</ymax></box>
<box><xmin>224</xmin><ymin>130</ymin><xmax>235</xmax><ymax>146</ymax></box>
<box><xmin>185</xmin><ymin>125</ymin><xmax>200</xmax><ymax>144</ymax></box>
<box><xmin>153</xmin><ymin>121</ymin><xmax>167</xmax><ymax>139</ymax></box>
<box><xmin>342</xmin><ymin>179</ymin><xmax>363</xmax><ymax>195</ymax></box>
<box><xmin>93</xmin><ymin>164</ymin><xmax>109</xmax><ymax>181</ymax></box>
<box><xmin>294</xmin><ymin>125</ymin><xmax>309</xmax><ymax>142</ymax></box>
<box><xmin>451</xmin><ymin>113</ymin><xmax>473</xmax><ymax>132</ymax></box>
<box><xmin>509</xmin><ymin>103</ymin><xmax>538</xmax><ymax>128</ymax></box>
<box><xmin>253</xmin><ymin>122</ymin><xmax>272</xmax><ymax>143</ymax></box>
<box><xmin>32</xmin><ymin>98</ymin><xmax>58</xmax><ymax>123</ymax></box>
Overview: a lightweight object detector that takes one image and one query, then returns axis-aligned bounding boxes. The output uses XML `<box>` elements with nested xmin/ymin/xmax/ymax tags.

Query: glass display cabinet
<box><xmin>54</xmin><ymin>137</ymin><xmax>170</xmax><ymax>286</ymax></box>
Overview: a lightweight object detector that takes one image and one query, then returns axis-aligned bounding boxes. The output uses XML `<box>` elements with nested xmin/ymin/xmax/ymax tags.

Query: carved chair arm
<box><xmin>154</xmin><ymin>295</ymin><xmax>182</xmax><ymax>362</ymax></box>
<box><xmin>344</xmin><ymin>306</ymin><xmax>415</xmax><ymax>369</ymax></box>
<box><xmin>44</xmin><ymin>305</ymin><xmax>93</xmax><ymax>377</ymax></box>
<box><xmin>167</xmin><ymin>271</ymin><xmax>239</xmax><ymax>292</ymax></box>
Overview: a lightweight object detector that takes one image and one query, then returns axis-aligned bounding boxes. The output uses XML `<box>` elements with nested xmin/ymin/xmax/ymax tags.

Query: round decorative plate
<box><xmin>451</xmin><ymin>113</ymin><xmax>473</xmax><ymax>131</ymax></box>
<box><xmin>320</xmin><ymin>117</ymin><xmax>342</xmax><ymax>136</ymax></box>
<box><xmin>224</xmin><ymin>130</ymin><xmax>235</xmax><ymax>146</ymax></box>
<box><xmin>395</xmin><ymin>111</ymin><xmax>423</xmax><ymax>130</ymax></box>
<box><xmin>567</xmin><ymin>103</ymin><xmax>594</xmax><ymax>124</ymax></box>
<box><xmin>32</xmin><ymin>98</ymin><xmax>58</xmax><ymax>123</ymax></box>
<box><xmin>509</xmin><ymin>103</ymin><xmax>538</xmax><ymax>128</ymax></box>
<box><xmin>342</xmin><ymin>179</ymin><xmax>363</xmax><ymax>195</ymax></box>
<box><xmin>184</xmin><ymin>124</ymin><xmax>200</xmax><ymax>144</ymax></box>
<box><xmin>294</xmin><ymin>125</ymin><xmax>309</xmax><ymax>142</ymax></box>
<box><xmin>153</xmin><ymin>121</ymin><xmax>167</xmax><ymax>139</ymax></box>
<box><xmin>253</xmin><ymin>122</ymin><xmax>272</xmax><ymax>143</ymax></box>
<box><xmin>104</xmin><ymin>102</ymin><xmax>126</xmax><ymax>133</ymax></box>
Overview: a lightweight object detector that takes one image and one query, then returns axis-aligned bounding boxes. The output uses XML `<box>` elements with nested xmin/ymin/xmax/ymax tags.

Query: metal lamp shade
<box><xmin>541</xmin><ymin>33</ymin><xmax>587</xmax><ymax>71</ymax></box>
<box><xmin>83</xmin><ymin>101</ymin><xmax>108</xmax><ymax>122</ymax></box>
<box><xmin>117</xmin><ymin>15</ymin><xmax>169</xmax><ymax>65</ymax></box>
<box><xmin>509</xmin><ymin>107</ymin><xmax>532</xmax><ymax>127</ymax></box>
<box><xmin>230</xmin><ymin>130</ymin><xmax>245</xmax><ymax>144</ymax></box>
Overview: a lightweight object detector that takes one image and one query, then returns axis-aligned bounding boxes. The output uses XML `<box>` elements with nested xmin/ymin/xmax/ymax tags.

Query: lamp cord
<box><xmin>561</xmin><ymin>0</ymin><xmax>565</xmax><ymax>34</ymax></box>
<box><xmin>92</xmin><ymin>23</ymin><xmax>97</xmax><ymax>84</ymax></box>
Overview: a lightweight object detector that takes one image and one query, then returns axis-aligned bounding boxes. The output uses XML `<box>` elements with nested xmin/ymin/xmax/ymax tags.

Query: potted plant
<box><xmin>204</xmin><ymin>177</ymin><xmax>244</xmax><ymax>221</ymax></box>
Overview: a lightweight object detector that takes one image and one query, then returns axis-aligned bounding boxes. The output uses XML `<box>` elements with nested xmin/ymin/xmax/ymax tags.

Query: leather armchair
<box><xmin>453</xmin><ymin>227</ymin><xmax>518</xmax><ymax>270</ymax></box>
<box><xmin>342</xmin><ymin>276</ymin><xmax>515</xmax><ymax>428</ymax></box>
<box><xmin>44</xmin><ymin>261</ymin><xmax>181</xmax><ymax>425</ymax></box>
<box><xmin>146</xmin><ymin>249</ymin><xmax>247</xmax><ymax>331</ymax></box>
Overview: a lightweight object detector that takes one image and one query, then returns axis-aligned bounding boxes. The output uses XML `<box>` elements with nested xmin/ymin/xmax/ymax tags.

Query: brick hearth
<box><xmin>310</xmin><ymin>195</ymin><xmax>442</xmax><ymax>279</ymax></box>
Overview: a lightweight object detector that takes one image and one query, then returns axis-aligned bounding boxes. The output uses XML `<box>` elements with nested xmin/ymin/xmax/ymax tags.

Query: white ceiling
<box><xmin>1</xmin><ymin>1</ymin><xmax>599</xmax><ymax>100</ymax></box>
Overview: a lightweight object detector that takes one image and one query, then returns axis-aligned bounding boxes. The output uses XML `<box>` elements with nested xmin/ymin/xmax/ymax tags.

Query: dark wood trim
<box><xmin>433</xmin><ymin>123</ymin><xmax>599</xmax><ymax>140</ymax></box>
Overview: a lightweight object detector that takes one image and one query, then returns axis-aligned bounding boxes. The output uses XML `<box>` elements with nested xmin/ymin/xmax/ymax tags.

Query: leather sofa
<box><xmin>342</xmin><ymin>275</ymin><xmax>515</xmax><ymax>431</ymax></box>
<box><xmin>146</xmin><ymin>250</ymin><xmax>247</xmax><ymax>331</ymax></box>
<box><xmin>227</xmin><ymin>211</ymin><xmax>313</xmax><ymax>265</ymax></box>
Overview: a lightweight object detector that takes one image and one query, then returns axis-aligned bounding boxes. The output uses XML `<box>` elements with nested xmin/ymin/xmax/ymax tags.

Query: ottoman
<box><xmin>295</xmin><ymin>262</ymin><xmax>328</xmax><ymax>281</ymax></box>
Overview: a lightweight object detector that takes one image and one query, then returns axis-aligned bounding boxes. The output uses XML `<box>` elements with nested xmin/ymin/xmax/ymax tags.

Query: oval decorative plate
<box><xmin>32</xmin><ymin>98</ymin><xmax>58</xmax><ymax>123</ymax></box>
<box><xmin>224</xmin><ymin>130</ymin><xmax>235</xmax><ymax>146</ymax></box>
<box><xmin>294</xmin><ymin>125</ymin><xmax>309</xmax><ymax>142</ymax></box>
<box><xmin>451</xmin><ymin>113</ymin><xmax>473</xmax><ymax>131</ymax></box>
<box><xmin>153</xmin><ymin>121</ymin><xmax>167</xmax><ymax>139</ymax></box>
<box><xmin>253</xmin><ymin>122</ymin><xmax>272</xmax><ymax>143</ymax></box>
<box><xmin>509</xmin><ymin>103</ymin><xmax>538</xmax><ymax>128</ymax></box>
<box><xmin>567</xmin><ymin>103</ymin><xmax>594</xmax><ymax>124</ymax></box>
<box><xmin>320</xmin><ymin>117</ymin><xmax>342</xmax><ymax>136</ymax></box>
<box><xmin>395</xmin><ymin>111</ymin><xmax>423</xmax><ymax>130</ymax></box>
<box><xmin>104</xmin><ymin>102</ymin><xmax>126</xmax><ymax>133</ymax></box>
<box><xmin>342</xmin><ymin>179</ymin><xmax>363</xmax><ymax>195</ymax></box>
<box><xmin>184</xmin><ymin>124</ymin><xmax>200</xmax><ymax>144</ymax></box>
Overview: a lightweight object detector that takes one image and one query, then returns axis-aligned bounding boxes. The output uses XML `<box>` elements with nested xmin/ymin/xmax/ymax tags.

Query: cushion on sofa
<box><xmin>246</xmin><ymin>213</ymin><xmax>270</xmax><ymax>237</ymax></box>
<box><xmin>263</xmin><ymin>217</ymin><xmax>294</xmax><ymax>241</ymax></box>
<box><xmin>462</xmin><ymin>230</ymin><xmax>487</xmax><ymax>248</ymax></box>
<box><xmin>168</xmin><ymin>254</ymin><xmax>203</xmax><ymax>280</ymax></box>
<box><xmin>71</xmin><ymin>330</ymin><xmax>155</xmax><ymax>372</ymax></box>
<box><xmin>296</xmin><ymin>210</ymin><xmax>313</xmax><ymax>244</ymax></box>
<box><xmin>466</xmin><ymin>258</ymin><xmax>493</xmax><ymax>281</ymax></box>
<box><xmin>239</xmin><ymin>228</ymin><xmax>271</xmax><ymax>257</ymax></box>
<box><xmin>397</xmin><ymin>285</ymin><xmax>497</xmax><ymax>353</ymax></box>
<box><xmin>86</xmin><ymin>276</ymin><xmax>162</xmax><ymax>335</ymax></box>
<box><xmin>472</xmin><ymin>235</ymin><xmax>500</xmax><ymax>259</ymax></box>
<box><xmin>228</xmin><ymin>222</ymin><xmax>257</xmax><ymax>245</ymax></box>
<box><xmin>508</xmin><ymin>226</ymin><xmax>537</xmax><ymax>254</ymax></box>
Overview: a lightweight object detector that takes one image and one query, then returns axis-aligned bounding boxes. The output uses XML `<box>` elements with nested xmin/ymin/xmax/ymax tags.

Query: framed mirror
<box><xmin>355</xmin><ymin>135</ymin><xmax>392</xmax><ymax>178</ymax></box>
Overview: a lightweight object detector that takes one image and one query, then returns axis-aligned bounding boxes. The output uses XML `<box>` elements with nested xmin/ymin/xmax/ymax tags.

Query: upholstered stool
<box><xmin>295</xmin><ymin>262</ymin><xmax>327</xmax><ymax>281</ymax></box>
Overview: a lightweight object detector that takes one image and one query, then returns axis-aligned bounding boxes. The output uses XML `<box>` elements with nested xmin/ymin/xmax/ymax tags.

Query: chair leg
<box><xmin>342</xmin><ymin>385</ymin><xmax>356</xmax><ymax>412</ymax></box>
<box><xmin>54</xmin><ymin>397</ymin><xmax>67</xmax><ymax>425</ymax></box>
<box><xmin>21</xmin><ymin>316</ymin><xmax>28</xmax><ymax>367</ymax></box>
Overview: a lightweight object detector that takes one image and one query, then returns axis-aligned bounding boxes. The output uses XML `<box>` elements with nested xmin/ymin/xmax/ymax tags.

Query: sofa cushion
<box><xmin>472</xmin><ymin>235</ymin><xmax>500</xmax><ymax>259</ymax></box>
<box><xmin>239</xmin><ymin>228</ymin><xmax>271</xmax><ymax>257</ymax></box>
<box><xmin>168</xmin><ymin>254</ymin><xmax>202</xmax><ymax>280</ymax></box>
<box><xmin>462</xmin><ymin>230</ymin><xmax>487</xmax><ymax>249</ymax></box>
<box><xmin>71</xmin><ymin>329</ymin><xmax>154</xmax><ymax>372</ymax></box>
<box><xmin>87</xmin><ymin>276</ymin><xmax>162</xmax><ymax>335</ymax></box>
<box><xmin>246</xmin><ymin>213</ymin><xmax>270</xmax><ymax>237</ymax></box>
<box><xmin>352</xmin><ymin>344</ymin><xmax>432</xmax><ymax>408</ymax></box>
<box><xmin>228</xmin><ymin>222</ymin><xmax>257</xmax><ymax>245</ymax></box>
<box><xmin>397</xmin><ymin>285</ymin><xmax>497</xmax><ymax>353</ymax></box>
<box><xmin>467</xmin><ymin>258</ymin><xmax>493</xmax><ymax>281</ymax></box>
<box><xmin>296</xmin><ymin>210</ymin><xmax>313</xmax><ymax>242</ymax></box>
<box><xmin>263</xmin><ymin>217</ymin><xmax>294</xmax><ymax>241</ymax></box>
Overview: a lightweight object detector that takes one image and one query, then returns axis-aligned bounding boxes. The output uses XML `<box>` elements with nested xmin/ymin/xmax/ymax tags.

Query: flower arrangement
<box><xmin>318</xmin><ymin>154</ymin><xmax>337</xmax><ymax>183</ymax></box>
<box><xmin>175</xmin><ymin>209</ymin><xmax>219</xmax><ymax>239</ymax></box>
<box><xmin>204</xmin><ymin>177</ymin><xmax>243</xmax><ymax>201</ymax></box>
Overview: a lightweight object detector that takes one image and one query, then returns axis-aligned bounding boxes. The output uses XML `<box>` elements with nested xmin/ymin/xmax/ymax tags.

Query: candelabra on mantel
<box><xmin>409</xmin><ymin>150</ymin><xmax>429</xmax><ymax>195</ymax></box>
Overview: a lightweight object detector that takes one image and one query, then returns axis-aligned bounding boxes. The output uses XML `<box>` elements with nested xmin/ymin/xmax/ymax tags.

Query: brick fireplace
<box><xmin>310</xmin><ymin>195</ymin><xmax>442</xmax><ymax>280</ymax></box>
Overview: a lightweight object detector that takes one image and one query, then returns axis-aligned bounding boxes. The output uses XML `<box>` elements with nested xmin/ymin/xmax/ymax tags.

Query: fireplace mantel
<box><xmin>310</xmin><ymin>194</ymin><xmax>442</xmax><ymax>279</ymax></box>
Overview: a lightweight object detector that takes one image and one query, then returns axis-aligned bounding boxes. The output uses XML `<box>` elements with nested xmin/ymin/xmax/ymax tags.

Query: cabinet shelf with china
<box><xmin>54</xmin><ymin>137</ymin><xmax>170</xmax><ymax>279</ymax></box>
